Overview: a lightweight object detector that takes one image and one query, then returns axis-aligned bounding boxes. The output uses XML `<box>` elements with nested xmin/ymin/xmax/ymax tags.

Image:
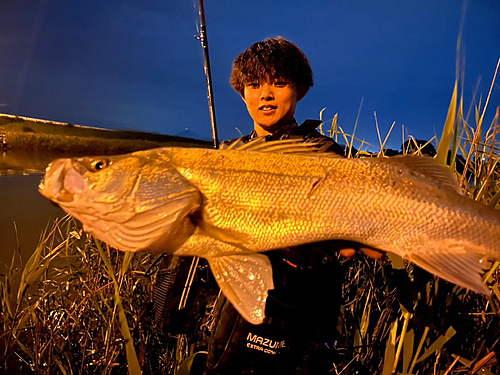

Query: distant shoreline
<box><xmin>0</xmin><ymin>114</ymin><xmax>212</xmax><ymax>155</ymax></box>
<box><xmin>1</xmin><ymin>130</ymin><xmax>210</xmax><ymax>155</ymax></box>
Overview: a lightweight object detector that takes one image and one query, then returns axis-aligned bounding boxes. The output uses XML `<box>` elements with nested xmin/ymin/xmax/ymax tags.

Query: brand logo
<box><xmin>246</xmin><ymin>333</ymin><xmax>286</xmax><ymax>355</ymax></box>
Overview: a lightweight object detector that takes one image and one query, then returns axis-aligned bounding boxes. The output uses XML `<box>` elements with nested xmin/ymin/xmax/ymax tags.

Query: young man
<box><xmin>203</xmin><ymin>37</ymin><xmax>382</xmax><ymax>375</ymax></box>
<box><xmin>154</xmin><ymin>37</ymin><xmax>382</xmax><ymax>375</ymax></box>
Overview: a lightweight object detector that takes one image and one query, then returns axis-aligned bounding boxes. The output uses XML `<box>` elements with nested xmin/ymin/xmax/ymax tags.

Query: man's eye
<box><xmin>248</xmin><ymin>83</ymin><xmax>259</xmax><ymax>88</ymax></box>
<box><xmin>274</xmin><ymin>81</ymin><xmax>287</xmax><ymax>87</ymax></box>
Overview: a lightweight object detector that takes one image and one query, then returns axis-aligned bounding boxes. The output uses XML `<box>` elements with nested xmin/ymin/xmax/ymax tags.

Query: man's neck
<box><xmin>254</xmin><ymin>125</ymin><xmax>272</xmax><ymax>137</ymax></box>
<box><xmin>254</xmin><ymin>119</ymin><xmax>297</xmax><ymax>137</ymax></box>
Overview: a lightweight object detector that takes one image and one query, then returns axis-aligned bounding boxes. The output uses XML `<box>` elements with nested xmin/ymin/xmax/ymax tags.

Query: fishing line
<box><xmin>192</xmin><ymin>0</ymin><xmax>201</xmax><ymax>39</ymax></box>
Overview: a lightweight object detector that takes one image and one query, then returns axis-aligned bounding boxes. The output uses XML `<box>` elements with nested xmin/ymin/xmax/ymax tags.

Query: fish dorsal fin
<box><xmin>207</xmin><ymin>252</ymin><xmax>274</xmax><ymax>325</ymax></box>
<box><xmin>222</xmin><ymin>137</ymin><xmax>253</xmax><ymax>150</ymax></box>
<box><xmin>225</xmin><ymin>137</ymin><xmax>341</xmax><ymax>157</ymax></box>
<box><xmin>383</xmin><ymin>155</ymin><xmax>461</xmax><ymax>193</ymax></box>
<box><xmin>406</xmin><ymin>252</ymin><xmax>491</xmax><ymax>294</ymax></box>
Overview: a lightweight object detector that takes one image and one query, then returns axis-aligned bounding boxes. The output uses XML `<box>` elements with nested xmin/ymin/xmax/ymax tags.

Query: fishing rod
<box><xmin>178</xmin><ymin>0</ymin><xmax>219</xmax><ymax>312</ymax></box>
<box><xmin>197</xmin><ymin>0</ymin><xmax>219</xmax><ymax>150</ymax></box>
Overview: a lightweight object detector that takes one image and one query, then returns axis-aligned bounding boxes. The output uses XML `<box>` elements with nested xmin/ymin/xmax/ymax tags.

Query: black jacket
<box><xmin>204</xmin><ymin>121</ymin><xmax>347</xmax><ymax>375</ymax></box>
<box><xmin>155</xmin><ymin>120</ymin><xmax>350</xmax><ymax>375</ymax></box>
<box><xmin>220</xmin><ymin>119</ymin><xmax>345</xmax><ymax>156</ymax></box>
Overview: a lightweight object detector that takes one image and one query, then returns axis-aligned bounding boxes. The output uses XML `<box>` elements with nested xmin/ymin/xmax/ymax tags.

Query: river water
<box><xmin>1</xmin><ymin>149</ymin><xmax>66</xmax><ymax>268</ymax></box>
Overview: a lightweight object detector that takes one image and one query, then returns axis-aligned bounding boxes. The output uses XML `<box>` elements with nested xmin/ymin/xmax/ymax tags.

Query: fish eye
<box><xmin>91</xmin><ymin>159</ymin><xmax>110</xmax><ymax>171</ymax></box>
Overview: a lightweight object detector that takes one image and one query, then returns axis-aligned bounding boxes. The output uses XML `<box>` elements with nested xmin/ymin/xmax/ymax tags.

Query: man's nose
<box><xmin>260</xmin><ymin>84</ymin><xmax>274</xmax><ymax>100</ymax></box>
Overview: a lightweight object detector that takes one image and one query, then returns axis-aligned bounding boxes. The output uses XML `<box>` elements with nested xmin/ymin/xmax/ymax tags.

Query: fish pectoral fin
<box><xmin>93</xmin><ymin>191</ymin><xmax>201</xmax><ymax>253</ymax></box>
<box><xmin>198</xmin><ymin>221</ymin><xmax>250</xmax><ymax>245</ymax></box>
<box><xmin>143</xmin><ymin>214</ymin><xmax>197</xmax><ymax>253</ymax></box>
<box><xmin>406</xmin><ymin>252</ymin><xmax>491</xmax><ymax>294</ymax></box>
<box><xmin>207</xmin><ymin>253</ymin><xmax>274</xmax><ymax>325</ymax></box>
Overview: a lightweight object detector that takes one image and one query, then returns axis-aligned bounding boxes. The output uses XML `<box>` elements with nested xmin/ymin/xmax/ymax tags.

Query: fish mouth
<box><xmin>39</xmin><ymin>159</ymin><xmax>87</xmax><ymax>204</ymax></box>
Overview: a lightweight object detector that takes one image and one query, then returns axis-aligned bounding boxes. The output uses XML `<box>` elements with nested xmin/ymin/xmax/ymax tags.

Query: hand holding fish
<box><xmin>340</xmin><ymin>246</ymin><xmax>384</xmax><ymax>259</ymax></box>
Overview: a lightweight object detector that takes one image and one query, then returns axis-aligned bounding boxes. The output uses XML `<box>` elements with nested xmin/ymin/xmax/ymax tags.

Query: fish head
<box><xmin>39</xmin><ymin>150</ymin><xmax>202</xmax><ymax>253</ymax></box>
<box><xmin>40</xmin><ymin>153</ymin><xmax>144</xmax><ymax>216</ymax></box>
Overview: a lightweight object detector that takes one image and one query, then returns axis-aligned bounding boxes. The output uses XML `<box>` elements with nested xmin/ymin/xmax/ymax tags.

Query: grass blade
<box><xmin>382</xmin><ymin>320</ymin><xmax>398</xmax><ymax>375</ymax></box>
<box><xmin>416</xmin><ymin>326</ymin><xmax>456</xmax><ymax>363</ymax></box>
<box><xmin>393</xmin><ymin>309</ymin><xmax>411</xmax><ymax>373</ymax></box>
<box><xmin>436</xmin><ymin>80</ymin><xmax>458</xmax><ymax>165</ymax></box>
<box><xmin>402</xmin><ymin>329</ymin><xmax>414</xmax><ymax>375</ymax></box>
<box><xmin>95</xmin><ymin>239</ymin><xmax>142</xmax><ymax>375</ymax></box>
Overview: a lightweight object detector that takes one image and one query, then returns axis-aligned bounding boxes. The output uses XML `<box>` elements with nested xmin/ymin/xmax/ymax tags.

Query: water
<box><xmin>0</xmin><ymin>149</ymin><xmax>66</xmax><ymax>268</ymax></box>
<box><xmin>0</xmin><ymin>148</ymin><xmax>61</xmax><ymax>176</ymax></box>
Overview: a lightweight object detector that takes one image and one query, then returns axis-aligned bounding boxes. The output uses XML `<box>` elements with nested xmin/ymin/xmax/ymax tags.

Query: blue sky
<box><xmin>0</xmin><ymin>0</ymin><xmax>499</xmax><ymax>151</ymax></box>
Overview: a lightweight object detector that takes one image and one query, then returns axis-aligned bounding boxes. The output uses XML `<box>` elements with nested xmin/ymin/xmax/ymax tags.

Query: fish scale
<box><xmin>39</xmin><ymin>143</ymin><xmax>500</xmax><ymax>323</ymax></box>
<box><xmin>173</xmin><ymin>149</ymin><xmax>433</xmax><ymax>250</ymax></box>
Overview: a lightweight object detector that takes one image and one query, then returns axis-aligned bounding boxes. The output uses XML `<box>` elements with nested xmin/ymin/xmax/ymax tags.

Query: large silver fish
<box><xmin>39</xmin><ymin>140</ymin><xmax>500</xmax><ymax>324</ymax></box>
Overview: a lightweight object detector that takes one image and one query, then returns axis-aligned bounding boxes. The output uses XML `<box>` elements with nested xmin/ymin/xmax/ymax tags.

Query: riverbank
<box><xmin>0</xmin><ymin>114</ymin><xmax>211</xmax><ymax>155</ymax></box>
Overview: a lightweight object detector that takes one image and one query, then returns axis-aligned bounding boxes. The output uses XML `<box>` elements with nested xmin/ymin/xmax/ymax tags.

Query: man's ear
<box><xmin>241</xmin><ymin>93</ymin><xmax>247</xmax><ymax>103</ymax></box>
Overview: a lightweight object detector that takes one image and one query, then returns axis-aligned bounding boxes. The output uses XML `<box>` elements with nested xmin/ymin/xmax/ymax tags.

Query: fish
<box><xmin>39</xmin><ymin>140</ymin><xmax>500</xmax><ymax>324</ymax></box>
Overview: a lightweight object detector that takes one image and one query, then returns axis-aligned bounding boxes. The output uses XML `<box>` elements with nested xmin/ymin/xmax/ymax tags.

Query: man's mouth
<box><xmin>259</xmin><ymin>105</ymin><xmax>277</xmax><ymax>112</ymax></box>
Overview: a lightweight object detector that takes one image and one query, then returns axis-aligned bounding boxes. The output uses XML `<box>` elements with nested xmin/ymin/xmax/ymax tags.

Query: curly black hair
<box><xmin>230</xmin><ymin>37</ymin><xmax>313</xmax><ymax>101</ymax></box>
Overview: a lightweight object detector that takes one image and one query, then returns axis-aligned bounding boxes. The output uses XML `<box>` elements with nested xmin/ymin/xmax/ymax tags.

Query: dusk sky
<box><xmin>1</xmin><ymin>0</ymin><xmax>499</xmax><ymax>151</ymax></box>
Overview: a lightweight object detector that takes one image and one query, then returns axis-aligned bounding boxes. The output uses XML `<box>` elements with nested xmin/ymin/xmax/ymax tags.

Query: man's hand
<box><xmin>340</xmin><ymin>247</ymin><xmax>384</xmax><ymax>259</ymax></box>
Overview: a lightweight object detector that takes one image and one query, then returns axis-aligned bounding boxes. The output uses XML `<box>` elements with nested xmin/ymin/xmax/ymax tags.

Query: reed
<box><xmin>325</xmin><ymin>57</ymin><xmax>500</xmax><ymax>375</ymax></box>
<box><xmin>0</xmin><ymin>216</ymin><xmax>180</xmax><ymax>374</ymax></box>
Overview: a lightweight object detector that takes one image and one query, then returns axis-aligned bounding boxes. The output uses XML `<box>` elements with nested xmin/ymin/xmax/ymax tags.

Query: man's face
<box><xmin>242</xmin><ymin>80</ymin><xmax>298</xmax><ymax>136</ymax></box>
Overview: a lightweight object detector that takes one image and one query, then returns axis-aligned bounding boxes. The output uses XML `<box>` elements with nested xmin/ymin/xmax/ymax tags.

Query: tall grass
<box><xmin>324</xmin><ymin>57</ymin><xmax>500</xmax><ymax>374</ymax></box>
<box><xmin>0</xmin><ymin>217</ymin><xmax>178</xmax><ymax>374</ymax></box>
